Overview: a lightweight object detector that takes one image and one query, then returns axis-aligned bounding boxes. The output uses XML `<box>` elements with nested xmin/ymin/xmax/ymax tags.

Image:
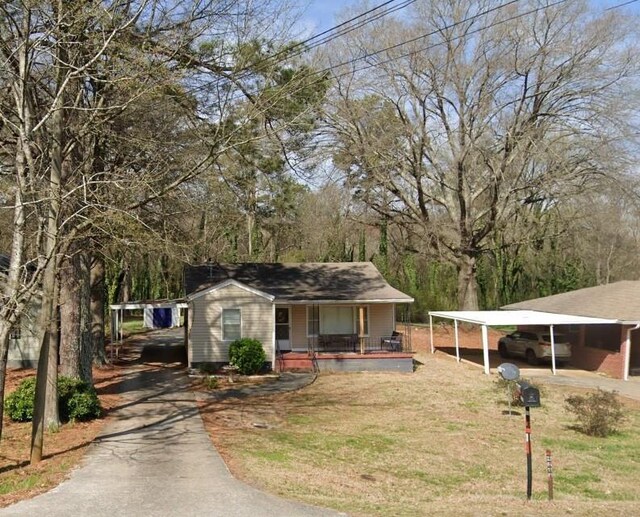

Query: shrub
<box><xmin>5</xmin><ymin>377</ymin><xmax>37</xmax><ymax>422</ymax></box>
<box><xmin>565</xmin><ymin>389</ymin><xmax>626</xmax><ymax>437</ymax></box>
<box><xmin>228</xmin><ymin>338</ymin><xmax>266</xmax><ymax>375</ymax></box>
<box><xmin>67</xmin><ymin>391</ymin><xmax>101</xmax><ymax>422</ymax></box>
<box><xmin>5</xmin><ymin>375</ymin><xmax>101</xmax><ymax>423</ymax></box>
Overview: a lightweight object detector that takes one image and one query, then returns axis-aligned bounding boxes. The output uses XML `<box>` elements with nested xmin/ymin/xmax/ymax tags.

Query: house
<box><xmin>503</xmin><ymin>281</ymin><xmax>640</xmax><ymax>379</ymax></box>
<box><xmin>0</xmin><ymin>253</ymin><xmax>41</xmax><ymax>368</ymax></box>
<box><xmin>183</xmin><ymin>262</ymin><xmax>414</xmax><ymax>372</ymax></box>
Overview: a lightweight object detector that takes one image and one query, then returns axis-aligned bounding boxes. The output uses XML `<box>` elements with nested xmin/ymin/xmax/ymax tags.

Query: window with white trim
<box><xmin>307</xmin><ymin>306</ymin><xmax>370</xmax><ymax>336</ymax></box>
<box><xmin>321</xmin><ymin>306</ymin><xmax>354</xmax><ymax>334</ymax></box>
<box><xmin>222</xmin><ymin>308</ymin><xmax>241</xmax><ymax>341</ymax></box>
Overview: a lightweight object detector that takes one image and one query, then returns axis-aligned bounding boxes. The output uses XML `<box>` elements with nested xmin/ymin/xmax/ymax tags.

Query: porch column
<box><xmin>271</xmin><ymin>303</ymin><xmax>276</xmax><ymax>369</ymax></box>
<box><xmin>111</xmin><ymin>309</ymin><xmax>116</xmax><ymax>362</ymax></box>
<box><xmin>454</xmin><ymin>319</ymin><xmax>460</xmax><ymax>362</ymax></box>
<box><xmin>549</xmin><ymin>324</ymin><xmax>557</xmax><ymax>375</ymax></box>
<box><xmin>358</xmin><ymin>306</ymin><xmax>365</xmax><ymax>354</ymax></box>
<box><xmin>624</xmin><ymin>324</ymin><xmax>640</xmax><ymax>381</ymax></box>
<box><xmin>481</xmin><ymin>324</ymin><xmax>490</xmax><ymax>375</ymax></box>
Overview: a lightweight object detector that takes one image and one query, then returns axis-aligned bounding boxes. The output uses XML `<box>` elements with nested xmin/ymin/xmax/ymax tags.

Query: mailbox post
<box><xmin>516</xmin><ymin>381</ymin><xmax>541</xmax><ymax>500</ymax></box>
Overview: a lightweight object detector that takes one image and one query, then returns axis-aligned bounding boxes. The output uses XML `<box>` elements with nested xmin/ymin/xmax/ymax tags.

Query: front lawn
<box><xmin>199</xmin><ymin>355</ymin><xmax>640</xmax><ymax>516</ymax></box>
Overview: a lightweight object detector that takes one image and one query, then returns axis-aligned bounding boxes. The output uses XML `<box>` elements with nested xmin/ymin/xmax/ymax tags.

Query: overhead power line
<box><xmin>605</xmin><ymin>0</ymin><xmax>640</xmax><ymax>11</ymax></box>
<box><xmin>237</xmin><ymin>0</ymin><xmax>416</xmax><ymax>76</ymax></box>
<box><xmin>321</xmin><ymin>0</ymin><xmax>526</xmax><ymax>78</ymax></box>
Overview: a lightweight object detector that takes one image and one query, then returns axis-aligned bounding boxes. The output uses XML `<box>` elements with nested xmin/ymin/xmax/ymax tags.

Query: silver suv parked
<box><xmin>497</xmin><ymin>330</ymin><xmax>571</xmax><ymax>366</ymax></box>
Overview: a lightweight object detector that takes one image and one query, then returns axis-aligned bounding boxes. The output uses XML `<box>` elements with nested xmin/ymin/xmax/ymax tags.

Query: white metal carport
<box><xmin>109</xmin><ymin>300</ymin><xmax>188</xmax><ymax>360</ymax></box>
<box><xmin>428</xmin><ymin>310</ymin><xmax>618</xmax><ymax>375</ymax></box>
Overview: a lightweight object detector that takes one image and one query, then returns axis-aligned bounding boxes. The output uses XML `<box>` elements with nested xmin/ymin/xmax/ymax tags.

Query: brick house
<box><xmin>504</xmin><ymin>281</ymin><xmax>640</xmax><ymax>379</ymax></box>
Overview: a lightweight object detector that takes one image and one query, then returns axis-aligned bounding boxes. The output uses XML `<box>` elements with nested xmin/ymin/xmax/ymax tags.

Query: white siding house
<box><xmin>184</xmin><ymin>262</ymin><xmax>414</xmax><ymax>371</ymax></box>
<box><xmin>188</xmin><ymin>281</ymin><xmax>274</xmax><ymax>366</ymax></box>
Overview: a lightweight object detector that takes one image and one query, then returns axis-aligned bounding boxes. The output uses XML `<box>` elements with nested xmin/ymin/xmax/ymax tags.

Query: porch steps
<box><xmin>276</xmin><ymin>352</ymin><xmax>314</xmax><ymax>372</ymax></box>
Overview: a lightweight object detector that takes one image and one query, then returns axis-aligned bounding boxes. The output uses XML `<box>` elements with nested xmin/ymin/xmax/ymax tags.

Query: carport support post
<box><xmin>111</xmin><ymin>309</ymin><xmax>116</xmax><ymax>362</ymax></box>
<box><xmin>454</xmin><ymin>319</ymin><xmax>460</xmax><ymax>362</ymax></box>
<box><xmin>481</xmin><ymin>324</ymin><xmax>490</xmax><ymax>375</ymax></box>
<box><xmin>429</xmin><ymin>314</ymin><xmax>434</xmax><ymax>354</ymax></box>
<box><xmin>549</xmin><ymin>325</ymin><xmax>557</xmax><ymax>375</ymax></box>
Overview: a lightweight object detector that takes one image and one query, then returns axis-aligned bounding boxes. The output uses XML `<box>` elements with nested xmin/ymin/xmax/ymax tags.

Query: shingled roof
<box><xmin>184</xmin><ymin>262</ymin><xmax>413</xmax><ymax>303</ymax></box>
<box><xmin>503</xmin><ymin>280</ymin><xmax>640</xmax><ymax>323</ymax></box>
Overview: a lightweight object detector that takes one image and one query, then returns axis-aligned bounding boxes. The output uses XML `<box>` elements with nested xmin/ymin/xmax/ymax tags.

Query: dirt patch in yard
<box><xmin>199</xmin><ymin>349</ymin><xmax>640</xmax><ymax>516</ymax></box>
<box><xmin>412</xmin><ymin>322</ymin><xmax>506</xmax><ymax>352</ymax></box>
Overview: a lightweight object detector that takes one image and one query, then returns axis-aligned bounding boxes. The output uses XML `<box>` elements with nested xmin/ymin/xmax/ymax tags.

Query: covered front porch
<box><xmin>274</xmin><ymin>302</ymin><xmax>413</xmax><ymax>372</ymax></box>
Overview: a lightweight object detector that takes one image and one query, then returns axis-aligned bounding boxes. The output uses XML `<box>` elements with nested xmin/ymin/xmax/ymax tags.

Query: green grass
<box><xmin>0</xmin><ymin>474</ymin><xmax>42</xmax><ymax>496</ymax></box>
<box><xmin>248</xmin><ymin>450</ymin><xmax>290</xmax><ymax>463</ymax></box>
<box><xmin>205</xmin><ymin>360</ymin><xmax>640</xmax><ymax>516</ymax></box>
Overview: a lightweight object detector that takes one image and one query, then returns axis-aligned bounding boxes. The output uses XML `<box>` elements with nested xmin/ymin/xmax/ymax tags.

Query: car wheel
<box><xmin>526</xmin><ymin>349</ymin><xmax>539</xmax><ymax>366</ymax></box>
<box><xmin>498</xmin><ymin>343</ymin><xmax>510</xmax><ymax>359</ymax></box>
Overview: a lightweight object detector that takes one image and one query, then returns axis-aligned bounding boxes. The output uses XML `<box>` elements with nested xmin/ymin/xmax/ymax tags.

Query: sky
<box><xmin>301</xmin><ymin>0</ymin><xmax>640</xmax><ymax>34</ymax></box>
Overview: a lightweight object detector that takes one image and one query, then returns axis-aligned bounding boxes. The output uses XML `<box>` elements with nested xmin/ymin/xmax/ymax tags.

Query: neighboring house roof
<box><xmin>503</xmin><ymin>280</ymin><xmax>640</xmax><ymax>323</ymax></box>
<box><xmin>184</xmin><ymin>262</ymin><xmax>414</xmax><ymax>303</ymax></box>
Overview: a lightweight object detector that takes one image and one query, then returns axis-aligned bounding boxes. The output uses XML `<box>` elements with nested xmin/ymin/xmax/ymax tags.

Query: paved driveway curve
<box><xmin>1</xmin><ymin>331</ymin><xmax>343</xmax><ymax>517</ymax></box>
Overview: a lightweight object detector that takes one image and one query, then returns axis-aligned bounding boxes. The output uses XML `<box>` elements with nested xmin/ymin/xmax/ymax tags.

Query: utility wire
<box><xmin>605</xmin><ymin>0</ymin><xmax>640</xmax><ymax>10</ymax></box>
<box><xmin>321</xmin><ymin>0</ymin><xmax>525</xmax><ymax>78</ymax></box>
<box><xmin>328</xmin><ymin>0</ymin><xmax>568</xmax><ymax>79</ymax></box>
<box><xmin>235</xmin><ymin>0</ymin><xmax>415</xmax><ymax>75</ymax></box>
<box><xmin>188</xmin><ymin>0</ymin><xmax>525</xmax><ymax>102</ymax></box>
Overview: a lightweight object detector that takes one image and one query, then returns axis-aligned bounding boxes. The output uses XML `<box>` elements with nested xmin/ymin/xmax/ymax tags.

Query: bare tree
<box><xmin>324</xmin><ymin>0</ymin><xmax>640</xmax><ymax>309</ymax></box>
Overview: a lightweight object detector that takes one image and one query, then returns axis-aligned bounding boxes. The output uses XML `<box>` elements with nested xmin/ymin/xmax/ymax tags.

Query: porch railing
<box><xmin>308</xmin><ymin>332</ymin><xmax>412</xmax><ymax>354</ymax></box>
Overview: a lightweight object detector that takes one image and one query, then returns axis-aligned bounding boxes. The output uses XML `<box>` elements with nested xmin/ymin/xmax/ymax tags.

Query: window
<box><xmin>222</xmin><ymin>309</ymin><xmax>241</xmax><ymax>341</ymax></box>
<box><xmin>321</xmin><ymin>306</ymin><xmax>354</xmax><ymax>334</ymax></box>
<box><xmin>307</xmin><ymin>306</ymin><xmax>319</xmax><ymax>337</ymax></box>
<box><xmin>308</xmin><ymin>306</ymin><xmax>370</xmax><ymax>336</ymax></box>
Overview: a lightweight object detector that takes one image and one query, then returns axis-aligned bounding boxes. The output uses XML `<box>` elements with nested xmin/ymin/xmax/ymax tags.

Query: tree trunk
<box><xmin>91</xmin><ymin>254</ymin><xmax>108</xmax><ymax>366</ymax></box>
<box><xmin>457</xmin><ymin>254</ymin><xmax>479</xmax><ymax>311</ymax></box>
<box><xmin>44</xmin><ymin>281</ymin><xmax>60</xmax><ymax>432</ymax></box>
<box><xmin>0</xmin><ymin>327</ymin><xmax>12</xmax><ymax>441</ymax></box>
<box><xmin>59</xmin><ymin>244</ymin><xmax>93</xmax><ymax>384</ymax></box>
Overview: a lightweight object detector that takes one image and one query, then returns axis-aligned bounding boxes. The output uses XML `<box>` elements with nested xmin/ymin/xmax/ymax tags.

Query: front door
<box><xmin>275</xmin><ymin>306</ymin><xmax>291</xmax><ymax>351</ymax></box>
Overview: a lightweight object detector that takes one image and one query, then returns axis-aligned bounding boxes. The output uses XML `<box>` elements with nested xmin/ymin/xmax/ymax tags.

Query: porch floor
<box><xmin>276</xmin><ymin>351</ymin><xmax>414</xmax><ymax>373</ymax></box>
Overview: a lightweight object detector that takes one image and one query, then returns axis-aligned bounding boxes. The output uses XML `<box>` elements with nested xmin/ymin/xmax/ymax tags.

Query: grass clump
<box><xmin>202</xmin><ymin>376</ymin><xmax>219</xmax><ymax>390</ymax></box>
<box><xmin>565</xmin><ymin>389</ymin><xmax>626</xmax><ymax>437</ymax></box>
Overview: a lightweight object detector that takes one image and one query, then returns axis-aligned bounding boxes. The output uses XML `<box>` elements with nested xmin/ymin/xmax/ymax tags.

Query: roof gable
<box><xmin>184</xmin><ymin>262</ymin><xmax>413</xmax><ymax>303</ymax></box>
<box><xmin>187</xmin><ymin>279</ymin><xmax>275</xmax><ymax>302</ymax></box>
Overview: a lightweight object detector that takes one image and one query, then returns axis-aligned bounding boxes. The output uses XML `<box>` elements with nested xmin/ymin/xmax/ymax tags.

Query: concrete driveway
<box><xmin>431</xmin><ymin>346</ymin><xmax>640</xmax><ymax>401</ymax></box>
<box><xmin>1</xmin><ymin>330</ymin><xmax>343</xmax><ymax>517</ymax></box>
<box><xmin>525</xmin><ymin>368</ymin><xmax>640</xmax><ymax>401</ymax></box>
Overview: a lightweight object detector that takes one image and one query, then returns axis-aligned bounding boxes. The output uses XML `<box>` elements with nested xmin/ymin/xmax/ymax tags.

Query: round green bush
<box><xmin>228</xmin><ymin>338</ymin><xmax>266</xmax><ymax>375</ymax></box>
<box><xmin>67</xmin><ymin>391</ymin><xmax>101</xmax><ymax>421</ymax></box>
<box><xmin>5</xmin><ymin>375</ymin><xmax>101</xmax><ymax>423</ymax></box>
<box><xmin>5</xmin><ymin>376</ymin><xmax>36</xmax><ymax>422</ymax></box>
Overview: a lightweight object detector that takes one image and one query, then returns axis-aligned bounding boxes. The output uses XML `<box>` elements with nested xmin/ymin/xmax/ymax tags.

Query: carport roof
<box><xmin>428</xmin><ymin>310</ymin><xmax>619</xmax><ymax>326</ymax></box>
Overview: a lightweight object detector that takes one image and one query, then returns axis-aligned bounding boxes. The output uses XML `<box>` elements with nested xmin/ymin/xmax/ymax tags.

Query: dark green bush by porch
<box><xmin>5</xmin><ymin>375</ymin><xmax>101</xmax><ymax>423</ymax></box>
<box><xmin>228</xmin><ymin>338</ymin><xmax>266</xmax><ymax>375</ymax></box>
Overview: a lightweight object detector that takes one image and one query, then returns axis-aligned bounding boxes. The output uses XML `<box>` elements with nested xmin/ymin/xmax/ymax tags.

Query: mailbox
<box><xmin>516</xmin><ymin>381</ymin><xmax>541</xmax><ymax>408</ymax></box>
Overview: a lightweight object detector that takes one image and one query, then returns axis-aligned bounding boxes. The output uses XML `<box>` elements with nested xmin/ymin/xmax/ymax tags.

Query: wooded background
<box><xmin>0</xmin><ymin>0</ymin><xmax>639</xmax><ymax>457</ymax></box>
